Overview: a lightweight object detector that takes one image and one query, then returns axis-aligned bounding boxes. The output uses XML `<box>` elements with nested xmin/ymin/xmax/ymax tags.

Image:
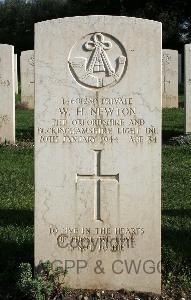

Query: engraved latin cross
<box><xmin>76</xmin><ymin>150</ymin><xmax>119</xmax><ymax>221</ymax></box>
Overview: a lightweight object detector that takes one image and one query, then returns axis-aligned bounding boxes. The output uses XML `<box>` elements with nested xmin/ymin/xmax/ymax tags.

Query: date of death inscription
<box><xmin>37</xmin><ymin>96</ymin><xmax>159</xmax><ymax>144</ymax></box>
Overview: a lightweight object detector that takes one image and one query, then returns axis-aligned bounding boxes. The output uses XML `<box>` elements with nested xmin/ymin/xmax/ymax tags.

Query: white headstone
<box><xmin>35</xmin><ymin>16</ymin><xmax>161</xmax><ymax>294</ymax></box>
<box><xmin>0</xmin><ymin>44</ymin><xmax>15</xmax><ymax>143</ymax></box>
<box><xmin>178</xmin><ymin>53</ymin><xmax>182</xmax><ymax>84</ymax></box>
<box><xmin>162</xmin><ymin>49</ymin><xmax>178</xmax><ymax>108</ymax></box>
<box><xmin>184</xmin><ymin>44</ymin><xmax>191</xmax><ymax>134</ymax></box>
<box><xmin>14</xmin><ymin>54</ymin><xmax>19</xmax><ymax>94</ymax></box>
<box><xmin>20</xmin><ymin>50</ymin><xmax>34</xmax><ymax>109</ymax></box>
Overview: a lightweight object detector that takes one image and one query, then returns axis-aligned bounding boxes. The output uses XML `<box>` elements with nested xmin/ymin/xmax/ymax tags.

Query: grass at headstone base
<box><xmin>16</xmin><ymin>108</ymin><xmax>34</xmax><ymax>142</ymax></box>
<box><xmin>0</xmin><ymin>103</ymin><xmax>190</xmax><ymax>299</ymax></box>
<box><xmin>15</xmin><ymin>93</ymin><xmax>21</xmax><ymax>104</ymax></box>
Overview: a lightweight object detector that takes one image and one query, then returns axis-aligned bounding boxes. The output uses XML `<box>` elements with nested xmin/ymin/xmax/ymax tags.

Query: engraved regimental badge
<box><xmin>68</xmin><ymin>32</ymin><xmax>127</xmax><ymax>89</ymax></box>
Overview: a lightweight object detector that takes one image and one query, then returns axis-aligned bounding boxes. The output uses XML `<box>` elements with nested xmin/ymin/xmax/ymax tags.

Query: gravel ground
<box><xmin>62</xmin><ymin>288</ymin><xmax>190</xmax><ymax>300</ymax></box>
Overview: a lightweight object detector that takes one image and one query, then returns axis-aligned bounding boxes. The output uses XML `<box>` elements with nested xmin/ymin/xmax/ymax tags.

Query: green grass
<box><xmin>16</xmin><ymin>108</ymin><xmax>34</xmax><ymax>142</ymax></box>
<box><xmin>162</xmin><ymin>145</ymin><xmax>191</xmax><ymax>292</ymax></box>
<box><xmin>162</xmin><ymin>108</ymin><xmax>184</xmax><ymax>142</ymax></box>
<box><xmin>0</xmin><ymin>104</ymin><xmax>191</xmax><ymax>298</ymax></box>
<box><xmin>15</xmin><ymin>93</ymin><xmax>21</xmax><ymax>104</ymax></box>
<box><xmin>0</xmin><ymin>146</ymin><xmax>34</xmax><ymax>297</ymax></box>
<box><xmin>162</xmin><ymin>90</ymin><xmax>185</xmax><ymax>142</ymax></box>
<box><xmin>0</xmin><ymin>107</ymin><xmax>34</xmax><ymax>298</ymax></box>
<box><xmin>179</xmin><ymin>95</ymin><xmax>184</xmax><ymax>108</ymax></box>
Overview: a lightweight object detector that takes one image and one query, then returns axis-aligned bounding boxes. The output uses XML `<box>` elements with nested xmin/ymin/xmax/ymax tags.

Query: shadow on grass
<box><xmin>162</xmin><ymin>227</ymin><xmax>191</xmax><ymax>283</ymax></box>
<box><xmin>163</xmin><ymin>208</ymin><xmax>191</xmax><ymax>217</ymax></box>
<box><xmin>179</xmin><ymin>101</ymin><xmax>184</xmax><ymax>109</ymax></box>
<box><xmin>162</xmin><ymin>107</ymin><xmax>184</xmax><ymax>143</ymax></box>
<box><xmin>0</xmin><ymin>240</ymin><xmax>33</xmax><ymax>298</ymax></box>
<box><xmin>162</xmin><ymin>128</ymin><xmax>183</xmax><ymax>143</ymax></box>
<box><xmin>16</xmin><ymin>128</ymin><xmax>34</xmax><ymax>142</ymax></box>
<box><xmin>162</xmin><ymin>209</ymin><xmax>191</xmax><ymax>259</ymax></box>
<box><xmin>162</xmin><ymin>229</ymin><xmax>191</xmax><ymax>257</ymax></box>
<box><xmin>0</xmin><ymin>209</ymin><xmax>33</xmax><ymax>296</ymax></box>
<box><xmin>0</xmin><ymin>209</ymin><xmax>33</xmax><ymax>226</ymax></box>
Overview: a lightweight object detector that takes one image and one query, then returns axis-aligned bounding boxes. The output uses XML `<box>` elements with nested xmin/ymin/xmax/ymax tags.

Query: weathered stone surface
<box><xmin>35</xmin><ymin>16</ymin><xmax>161</xmax><ymax>293</ymax></box>
<box><xmin>0</xmin><ymin>44</ymin><xmax>15</xmax><ymax>143</ymax></box>
<box><xmin>184</xmin><ymin>44</ymin><xmax>191</xmax><ymax>134</ymax></box>
<box><xmin>162</xmin><ymin>49</ymin><xmax>178</xmax><ymax>108</ymax></box>
<box><xmin>20</xmin><ymin>50</ymin><xmax>34</xmax><ymax>109</ymax></box>
<box><xmin>178</xmin><ymin>53</ymin><xmax>182</xmax><ymax>84</ymax></box>
<box><xmin>14</xmin><ymin>54</ymin><xmax>18</xmax><ymax>94</ymax></box>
